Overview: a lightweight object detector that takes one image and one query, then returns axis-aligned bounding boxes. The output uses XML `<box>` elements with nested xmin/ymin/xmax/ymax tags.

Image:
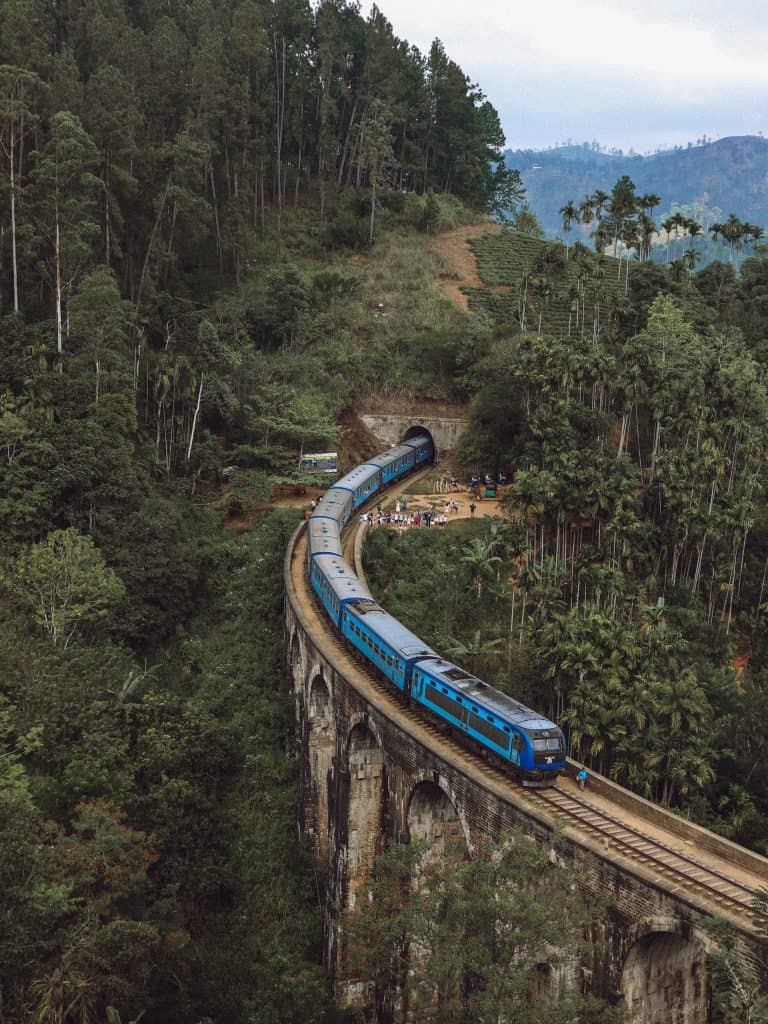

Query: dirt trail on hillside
<box><xmin>429</xmin><ymin>221</ymin><xmax>502</xmax><ymax>311</ymax></box>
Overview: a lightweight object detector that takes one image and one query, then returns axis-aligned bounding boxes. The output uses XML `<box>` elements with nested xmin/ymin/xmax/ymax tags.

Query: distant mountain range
<box><xmin>506</xmin><ymin>136</ymin><xmax>768</xmax><ymax>238</ymax></box>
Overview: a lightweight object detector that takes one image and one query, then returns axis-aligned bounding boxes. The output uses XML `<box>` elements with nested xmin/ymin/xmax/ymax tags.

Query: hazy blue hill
<box><xmin>508</xmin><ymin>136</ymin><xmax>768</xmax><ymax>236</ymax></box>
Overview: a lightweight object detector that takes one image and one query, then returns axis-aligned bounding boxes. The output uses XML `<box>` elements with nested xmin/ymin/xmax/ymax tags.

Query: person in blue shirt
<box><xmin>577</xmin><ymin>768</ymin><xmax>588</xmax><ymax>791</ymax></box>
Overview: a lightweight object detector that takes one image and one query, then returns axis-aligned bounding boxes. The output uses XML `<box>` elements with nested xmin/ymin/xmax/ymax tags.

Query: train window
<box><xmin>503</xmin><ymin>726</ymin><xmax>511</xmax><ymax>733</ymax></box>
<box><xmin>456</xmin><ymin>696</ymin><xmax>463</xmax><ymax>704</ymax></box>
<box><xmin>471</xmin><ymin>706</ymin><xmax>478</xmax><ymax>713</ymax></box>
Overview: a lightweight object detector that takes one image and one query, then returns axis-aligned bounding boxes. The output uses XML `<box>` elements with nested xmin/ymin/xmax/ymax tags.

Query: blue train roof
<box><xmin>313</xmin><ymin>488</ymin><xmax>353</xmax><ymax>521</ymax></box>
<box><xmin>334</xmin><ymin>463</ymin><xmax>380</xmax><ymax>494</ymax></box>
<box><xmin>400</xmin><ymin>435</ymin><xmax>431</xmax><ymax>451</ymax></box>
<box><xmin>415</xmin><ymin>657</ymin><xmax>558</xmax><ymax>732</ymax></box>
<box><xmin>313</xmin><ymin>554</ymin><xmax>375</xmax><ymax>604</ymax></box>
<box><xmin>364</xmin><ymin>443</ymin><xmax>417</xmax><ymax>470</ymax></box>
<box><xmin>348</xmin><ymin>604</ymin><xmax>438</xmax><ymax>661</ymax></box>
<box><xmin>307</xmin><ymin>517</ymin><xmax>342</xmax><ymax>555</ymax></box>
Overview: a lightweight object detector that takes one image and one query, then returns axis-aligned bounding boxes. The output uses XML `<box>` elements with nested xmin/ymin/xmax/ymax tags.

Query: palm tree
<box><xmin>607</xmin><ymin>174</ymin><xmax>637</xmax><ymax>264</ymax></box>
<box><xmin>683</xmin><ymin>246</ymin><xmax>700</xmax><ymax>273</ymax></box>
<box><xmin>559</xmin><ymin>199</ymin><xmax>579</xmax><ymax>257</ymax></box>
<box><xmin>721</xmin><ymin>213</ymin><xmax>747</xmax><ymax>263</ymax></box>
<box><xmin>444</xmin><ymin>629</ymin><xmax>503</xmax><ymax>676</ymax></box>
<box><xmin>661</xmin><ymin>217</ymin><xmax>676</xmax><ymax>261</ymax></box>
<box><xmin>638</xmin><ymin>192</ymin><xmax>661</xmax><ymax>217</ymax></box>
<box><xmin>461</xmin><ymin>537</ymin><xmax>502</xmax><ymax>601</ymax></box>
<box><xmin>637</xmin><ymin>212</ymin><xmax>656</xmax><ymax>262</ymax></box>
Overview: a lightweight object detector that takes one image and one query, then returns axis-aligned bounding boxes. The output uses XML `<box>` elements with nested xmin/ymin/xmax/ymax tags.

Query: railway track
<box><xmin>290</xmin><ymin>478</ymin><xmax>768</xmax><ymax>932</ymax></box>
<box><xmin>526</xmin><ymin>785</ymin><xmax>758</xmax><ymax>916</ymax></box>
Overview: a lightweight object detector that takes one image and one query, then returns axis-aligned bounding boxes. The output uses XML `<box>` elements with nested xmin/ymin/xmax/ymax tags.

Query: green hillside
<box><xmin>465</xmin><ymin>230</ymin><xmax>632</xmax><ymax>339</ymax></box>
<box><xmin>509</xmin><ymin>136</ymin><xmax>768</xmax><ymax>241</ymax></box>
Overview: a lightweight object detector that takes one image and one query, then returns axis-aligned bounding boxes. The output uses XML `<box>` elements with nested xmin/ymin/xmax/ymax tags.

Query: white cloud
<box><xmin>369</xmin><ymin>0</ymin><xmax>768</xmax><ymax>148</ymax></box>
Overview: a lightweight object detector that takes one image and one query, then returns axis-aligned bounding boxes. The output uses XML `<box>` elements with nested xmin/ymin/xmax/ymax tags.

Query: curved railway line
<box><xmin>528</xmin><ymin>787</ymin><xmax>759</xmax><ymax>916</ymax></box>
<box><xmin>288</xmin><ymin>472</ymin><xmax>768</xmax><ymax>937</ymax></box>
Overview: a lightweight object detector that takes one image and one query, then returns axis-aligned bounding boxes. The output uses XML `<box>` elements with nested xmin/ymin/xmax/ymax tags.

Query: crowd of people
<box><xmin>359</xmin><ymin>497</ymin><xmax>462</xmax><ymax>533</ymax></box>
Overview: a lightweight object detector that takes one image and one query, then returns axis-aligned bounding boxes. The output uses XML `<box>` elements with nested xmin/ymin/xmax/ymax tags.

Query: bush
<box><xmin>322</xmin><ymin>210</ymin><xmax>369</xmax><ymax>250</ymax></box>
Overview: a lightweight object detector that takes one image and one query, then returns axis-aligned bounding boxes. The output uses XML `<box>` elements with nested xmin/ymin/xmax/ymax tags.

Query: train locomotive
<box><xmin>307</xmin><ymin>435</ymin><xmax>566</xmax><ymax>785</ymax></box>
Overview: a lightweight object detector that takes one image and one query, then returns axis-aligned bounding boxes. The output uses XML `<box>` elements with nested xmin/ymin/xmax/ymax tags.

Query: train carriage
<box><xmin>410</xmin><ymin>657</ymin><xmax>566</xmax><ymax>785</ymax></box>
<box><xmin>333</xmin><ymin>463</ymin><xmax>382</xmax><ymax>508</ymax></box>
<box><xmin>310</xmin><ymin>554</ymin><xmax>375</xmax><ymax>627</ymax></box>
<box><xmin>307</xmin><ymin>517</ymin><xmax>343</xmax><ymax>565</ymax></box>
<box><xmin>313</xmin><ymin>488</ymin><xmax>354</xmax><ymax>529</ymax></box>
<box><xmin>400</xmin><ymin>435</ymin><xmax>433</xmax><ymax>466</ymax></box>
<box><xmin>341</xmin><ymin>602</ymin><xmax>436</xmax><ymax>693</ymax></box>
<box><xmin>363</xmin><ymin>443</ymin><xmax>418</xmax><ymax>484</ymax></box>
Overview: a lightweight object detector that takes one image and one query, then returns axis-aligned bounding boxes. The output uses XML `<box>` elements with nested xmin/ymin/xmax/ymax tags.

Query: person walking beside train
<box><xmin>577</xmin><ymin>767</ymin><xmax>588</xmax><ymax>791</ymax></box>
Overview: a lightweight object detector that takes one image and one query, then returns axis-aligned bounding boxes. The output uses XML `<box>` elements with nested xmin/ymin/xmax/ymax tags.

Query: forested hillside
<box><xmin>509</xmin><ymin>136</ymin><xmax>768</xmax><ymax>246</ymax></box>
<box><xmin>4</xmin><ymin>0</ymin><xmax>768</xmax><ymax>1018</ymax></box>
<box><xmin>0</xmin><ymin>0</ymin><xmax>513</xmax><ymax>1020</ymax></box>
<box><xmin>365</xmin><ymin>228</ymin><xmax>768</xmax><ymax>861</ymax></box>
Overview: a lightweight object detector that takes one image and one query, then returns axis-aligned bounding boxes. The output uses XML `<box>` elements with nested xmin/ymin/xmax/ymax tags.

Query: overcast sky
<box><xmin>368</xmin><ymin>0</ymin><xmax>768</xmax><ymax>152</ymax></box>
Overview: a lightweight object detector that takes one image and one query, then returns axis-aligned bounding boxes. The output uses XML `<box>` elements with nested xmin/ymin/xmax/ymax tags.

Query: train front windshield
<box><xmin>533</xmin><ymin>737</ymin><xmax>563</xmax><ymax>752</ymax></box>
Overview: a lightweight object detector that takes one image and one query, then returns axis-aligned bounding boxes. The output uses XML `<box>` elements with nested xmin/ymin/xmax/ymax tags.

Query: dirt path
<box><xmin>429</xmin><ymin>221</ymin><xmax>502</xmax><ymax>311</ymax></box>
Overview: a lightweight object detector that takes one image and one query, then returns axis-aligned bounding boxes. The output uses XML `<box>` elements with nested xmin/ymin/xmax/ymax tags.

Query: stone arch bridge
<box><xmin>284</xmin><ymin>459</ymin><xmax>768</xmax><ymax>1022</ymax></box>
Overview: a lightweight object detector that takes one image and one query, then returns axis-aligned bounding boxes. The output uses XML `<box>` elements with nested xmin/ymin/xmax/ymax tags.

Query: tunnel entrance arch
<box><xmin>401</xmin><ymin>425</ymin><xmax>437</xmax><ymax>462</ymax></box>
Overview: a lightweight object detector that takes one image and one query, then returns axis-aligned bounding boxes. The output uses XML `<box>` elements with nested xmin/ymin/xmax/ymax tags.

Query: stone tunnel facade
<box><xmin>285</xmin><ymin>540</ymin><xmax>767</xmax><ymax>1022</ymax></box>
<box><xmin>360</xmin><ymin>413</ymin><xmax>468</xmax><ymax>459</ymax></box>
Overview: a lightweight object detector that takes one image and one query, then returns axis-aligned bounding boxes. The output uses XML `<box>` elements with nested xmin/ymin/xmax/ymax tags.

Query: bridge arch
<box><xmin>307</xmin><ymin>670</ymin><xmax>334</xmax><ymax>862</ymax></box>
<box><xmin>288</xmin><ymin>629</ymin><xmax>304</xmax><ymax>694</ymax></box>
<box><xmin>344</xmin><ymin>719</ymin><xmax>386</xmax><ymax>911</ymax></box>
<box><xmin>621</xmin><ymin>920</ymin><xmax>708</xmax><ymax>1024</ymax></box>
<box><xmin>406</xmin><ymin>778</ymin><xmax>469</xmax><ymax>857</ymax></box>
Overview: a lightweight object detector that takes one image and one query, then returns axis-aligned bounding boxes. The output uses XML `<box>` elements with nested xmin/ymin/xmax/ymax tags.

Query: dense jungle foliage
<box><xmin>364</xmin><ymin>230</ymin><xmax>768</xmax><ymax>855</ymax></box>
<box><xmin>0</xmin><ymin>0</ymin><xmax>516</xmax><ymax>1020</ymax></box>
<box><xmin>3</xmin><ymin>0</ymin><xmax>768</xmax><ymax>1018</ymax></box>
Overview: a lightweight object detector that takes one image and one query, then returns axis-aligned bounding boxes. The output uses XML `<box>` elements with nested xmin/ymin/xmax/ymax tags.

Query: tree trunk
<box><xmin>369</xmin><ymin>172</ymin><xmax>376</xmax><ymax>248</ymax></box>
<box><xmin>210</xmin><ymin>166</ymin><xmax>224</xmax><ymax>278</ymax></box>
<box><xmin>10</xmin><ymin>116</ymin><xmax>19</xmax><ymax>313</ymax></box>
<box><xmin>104</xmin><ymin>149</ymin><xmax>111</xmax><ymax>266</ymax></box>
<box><xmin>136</xmin><ymin>175</ymin><xmax>171</xmax><ymax>311</ymax></box>
<box><xmin>55</xmin><ymin>204</ymin><xmax>63</xmax><ymax>369</ymax></box>
<box><xmin>337</xmin><ymin>101</ymin><xmax>357</xmax><ymax>189</ymax></box>
<box><xmin>187</xmin><ymin>372</ymin><xmax>204</xmax><ymax>460</ymax></box>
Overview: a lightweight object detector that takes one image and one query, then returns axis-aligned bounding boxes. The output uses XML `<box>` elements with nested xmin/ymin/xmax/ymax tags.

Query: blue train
<box><xmin>307</xmin><ymin>435</ymin><xmax>566</xmax><ymax>785</ymax></box>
